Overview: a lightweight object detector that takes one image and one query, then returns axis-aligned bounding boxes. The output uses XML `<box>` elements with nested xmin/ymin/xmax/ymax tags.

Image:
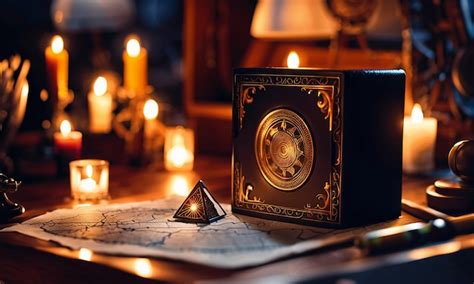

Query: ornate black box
<box><xmin>232</xmin><ymin>68</ymin><xmax>405</xmax><ymax>227</ymax></box>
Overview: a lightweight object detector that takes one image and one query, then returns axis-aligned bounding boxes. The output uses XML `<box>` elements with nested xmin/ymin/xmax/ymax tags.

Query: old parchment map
<box><xmin>1</xmin><ymin>198</ymin><xmax>404</xmax><ymax>268</ymax></box>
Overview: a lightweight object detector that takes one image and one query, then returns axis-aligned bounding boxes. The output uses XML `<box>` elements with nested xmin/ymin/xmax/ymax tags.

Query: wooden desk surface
<box><xmin>0</xmin><ymin>155</ymin><xmax>473</xmax><ymax>283</ymax></box>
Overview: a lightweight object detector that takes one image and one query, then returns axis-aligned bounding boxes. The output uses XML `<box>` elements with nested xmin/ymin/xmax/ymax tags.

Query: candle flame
<box><xmin>85</xmin><ymin>165</ymin><xmax>93</xmax><ymax>178</ymax></box>
<box><xmin>134</xmin><ymin>258</ymin><xmax>153</xmax><ymax>278</ymax></box>
<box><xmin>143</xmin><ymin>99</ymin><xmax>159</xmax><ymax>120</ymax></box>
<box><xmin>126</xmin><ymin>39</ymin><xmax>141</xmax><ymax>57</ymax></box>
<box><xmin>411</xmin><ymin>103</ymin><xmax>424</xmax><ymax>123</ymax></box>
<box><xmin>168</xmin><ymin>146</ymin><xmax>191</xmax><ymax>168</ymax></box>
<box><xmin>22</xmin><ymin>81</ymin><xmax>29</xmax><ymax>97</ymax></box>
<box><xmin>78</xmin><ymin>248</ymin><xmax>93</xmax><ymax>261</ymax></box>
<box><xmin>51</xmin><ymin>35</ymin><xmax>64</xmax><ymax>54</ymax></box>
<box><xmin>287</xmin><ymin>51</ymin><xmax>300</xmax><ymax>68</ymax></box>
<box><xmin>60</xmin><ymin>120</ymin><xmax>71</xmax><ymax>136</ymax></box>
<box><xmin>93</xmin><ymin>76</ymin><xmax>107</xmax><ymax>96</ymax></box>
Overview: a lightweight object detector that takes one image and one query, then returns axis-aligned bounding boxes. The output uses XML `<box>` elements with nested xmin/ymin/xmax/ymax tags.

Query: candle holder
<box><xmin>69</xmin><ymin>159</ymin><xmax>109</xmax><ymax>201</ymax></box>
<box><xmin>164</xmin><ymin>127</ymin><xmax>194</xmax><ymax>171</ymax></box>
<box><xmin>113</xmin><ymin>87</ymin><xmax>165</xmax><ymax>166</ymax></box>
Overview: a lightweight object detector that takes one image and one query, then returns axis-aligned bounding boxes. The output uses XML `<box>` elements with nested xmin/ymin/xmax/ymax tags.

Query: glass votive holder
<box><xmin>69</xmin><ymin>159</ymin><xmax>109</xmax><ymax>201</ymax></box>
<box><xmin>164</xmin><ymin>126</ymin><xmax>194</xmax><ymax>171</ymax></box>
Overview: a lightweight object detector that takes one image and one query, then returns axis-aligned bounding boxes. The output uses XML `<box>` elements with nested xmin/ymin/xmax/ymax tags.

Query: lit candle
<box><xmin>45</xmin><ymin>35</ymin><xmax>69</xmax><ymax>103</ymax></box>
<box><xmin>164</xmin><ymin>127</ymin><xmax>194</xmax><ymax>171</ymax></box>
<box><xmin>403</xmin><ymin>104</ymin><xmax>437</xmax><ymax>174</ymax></box>
<box><xmin>54</xmin><ymin>120</ymin><xmax>82</xmax><ymax>160</ymax></box>
<box><xmin>79</xmin><ymin>165</ymin><xmax>97</xmax><ymax>192</ymax></box>
<box><xmin>287</xmin><ymin>51</ymin><xmax>300</xmax><ymax>68</ymax></box>
<box><xmin>123</xmin><ymin>38</ymin><xmax>148</xmax><ymax>97</ymax></box>
<box><xmin>88</xmin><ymin>76</ymin><xmax>113</xmax><ymax>133</ymax></box>
<box><xmin>143</xmin><ymin>98</ymin><xmax>159</xmax><ymax>138</ymax></box>
<box><xmin>70</xmin><ymin>159</ymin><xmax>109</xmax><ymax>201</ymax></box>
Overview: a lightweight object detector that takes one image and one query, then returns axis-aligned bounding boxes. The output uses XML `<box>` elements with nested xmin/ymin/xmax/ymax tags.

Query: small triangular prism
<box><xmin>173</xmin><ymin>180</ymin><xmax>226</xmax><ymax>223</ymax></box>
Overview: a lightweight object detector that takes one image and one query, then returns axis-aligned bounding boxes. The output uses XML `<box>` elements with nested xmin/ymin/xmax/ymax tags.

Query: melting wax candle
<box><xmin>45</xmin><ymin>35</ymin><xmax>69</xmax><ymax>103</ymax></box>
<box><xmin>403</xmin><ymin>104</ymin><xmax>437</xmax><ymax>174</ymax></box>
<box><xmin>88</xmin><ymin>76</ymin><xmax>113</xmax><ymax>133</ymax></box>
<box><xmin>123</xmin><ymin>38</ymin><xmax>148</xmax><ymax>97</ymax></box>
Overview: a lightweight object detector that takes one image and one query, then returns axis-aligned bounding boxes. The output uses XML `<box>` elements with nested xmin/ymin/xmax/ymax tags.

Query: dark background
<box><xmin>0</xmin><ymin>0</ymin><xmax>183</xmax><ymax>131</ymax></box>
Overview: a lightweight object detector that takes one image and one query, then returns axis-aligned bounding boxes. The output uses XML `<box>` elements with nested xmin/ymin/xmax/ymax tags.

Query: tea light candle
<box><xmin>45</xmin><ymin>35</ymin><xmax>68</xmax><ymax>103</ymax></box>
<box><xmin>164</xmin><ymin>127</ymin><xmax>194</xmax><ymax>171</ymax></box>
<box><xmin>70</xmin><ymin>159</ymin><xmax>109</xmax><ymax>201</ymax></box>
<box><xmin>54</xmin><ymin>120</ymin><xmax>82</xmax><ymax>159</ymax></box>
<box><xmin>123</xmin><ymin>38</ymin><xmax>147</xmax><ymax>96</ymax></box>
<box><xmin>403</xmin><ymin>104</ymin><xmax>437</xmax><ymax>174</ymax></box>
<box><xmin>88</xmin><ymin>76</ymin><xmax>113</xmax><ymax>133</ymax></box>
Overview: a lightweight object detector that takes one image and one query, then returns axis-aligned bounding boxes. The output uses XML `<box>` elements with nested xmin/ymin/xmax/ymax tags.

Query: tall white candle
<box><xmin>88</xmin><ymin>76</ymin><xmax>113</xmax><ymax>133</ymax></box>
<box><xmin>403</xmin><ymin>104</ymin><xmax>437</xmax><ymax>174</ymax></box>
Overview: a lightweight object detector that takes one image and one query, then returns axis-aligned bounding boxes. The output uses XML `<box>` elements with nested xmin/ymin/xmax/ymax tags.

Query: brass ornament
<box><xmin>255</xmin><ymin>109</ymin><xmax>314</xmax><ymax>191</ymax></box>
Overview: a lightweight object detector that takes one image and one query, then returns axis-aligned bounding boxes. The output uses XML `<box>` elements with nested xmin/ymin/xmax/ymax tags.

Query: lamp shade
<box><xmin>250</xmin><ymin>0</ymin><xmax>402</xmax><ymax>40</ymax></box>
<box><xmin>251</xmin><ymin>0</ymin><xmax>337</xmax><ymax>39</ymax></box>
<box><xmin>51</xmin><ymin>0</ymin><xmax>135</xmax><ymax>31</ymax></box>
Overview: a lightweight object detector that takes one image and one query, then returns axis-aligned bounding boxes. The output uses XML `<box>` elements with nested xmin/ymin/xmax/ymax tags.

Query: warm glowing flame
<box><xmin>78</xmin><ymin>248</ymin><xmax>93</xmax><ymax>261</ymax></box>
<box><xmin>51</xmin><ymin>35</ymin><xmax>64</xmax><ymax>54</ymax></box>
<box><xmin>287</xmin><ymin>51</ymin><xmax>300</xmax><ymax>68</ymax></box>
<box><xmin>60</xmin><ymin>120</ymin><xmax>71</xmax><ymax>136</ymax></box>
<box><xmin>93</xmin><ymin>76</ymin><xmax>107</xmax><ymax>96</ymax></box>
<box><xmin>85</xmin><ymin>165</ymin><xmax>93</xmax><ymax>178</ymax></box>
<box><xmin>167</xmin><ymin>133</ymin><xmax>192</xmax><ymax>168</ymax></box>
<box><xmin>190</xmin><ymin>204</ymin><xmax>197</xmax><ymax>212</ymax></box>
<box><xmin>171</xmin><ymin>175</ymin><xmax>190</xmax><ymax>196</ymax></box>
<box><xmin>126</xmin><ymin>39</ymin><xmax>141</xmax><ymax>57</ymax></box>
<box><xmin>143</xmin><ymin>99</ymin><xmax>159</xmax><ymax>120</ymax></box>
<box><xmin>22</xmin><ymin>81</ymin><xmax>29</xmax><ymax>97</ymax></box>
<box><xmin>411</xmin><ymin>103</ymin><xmax>424</xmax><ymax>123</ymax></box>
<box><xmin>134</xmin><ymin>258</ymin><xmax>153</xmax><ymax>278</ymax></box>
<box><xmin>167</xmin><ymin>146</ymin><xmax>190</xmax><ymax>168</ymax></box>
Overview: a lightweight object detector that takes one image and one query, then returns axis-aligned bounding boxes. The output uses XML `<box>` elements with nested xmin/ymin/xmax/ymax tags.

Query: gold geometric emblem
<box><xmin>255</xmin><ymin>109</ymin><xmax>314</xmax><ymax>191</ymax></box>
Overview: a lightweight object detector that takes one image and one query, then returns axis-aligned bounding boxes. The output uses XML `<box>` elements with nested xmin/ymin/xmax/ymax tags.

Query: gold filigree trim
<box><xmin>235</xmin><ymin>162</ymin><xmax>264</xmax><ymax>204</ymax></box>
<box><xmin>315</xmin><ymin>181</ymin><xmax>330</xmax><ymax>209</ymax></box>
<box><xmin>301</xmin><ymin>87</ymin><xmax>334</xmax><ymax>131</ymax></box>
<box><xmin>242</xmin><ymin>184</ymin><xmax>263</xmax><ymax>203</ymax></box>
<box><xmin>239</xmin><ymin>85</ymin><xmax>265</xmax><ymax>129</ymax></box>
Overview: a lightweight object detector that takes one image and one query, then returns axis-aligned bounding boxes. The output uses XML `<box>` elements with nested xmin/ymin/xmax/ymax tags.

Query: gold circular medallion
<box><xmin>255</xmin><ymin>109</ymin><xmax>314</xmax><ymax>191</ymax></box>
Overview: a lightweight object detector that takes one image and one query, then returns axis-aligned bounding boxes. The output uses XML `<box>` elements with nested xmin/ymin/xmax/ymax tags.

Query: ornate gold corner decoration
<box><xmin>315</xmin><ymin>182</ymin><xmax>330</xmax><ymax>209</ymax></box>
<box><xmin>243</xmin><ymin>184</ymin><xmax>263</xmax><ymax>203</ymax></box>
<box><xmin>239</xmin><ymin>85</ymin><xmax>265</xmax><ymax>129</ymax></box>
<box><xmin>301</xmin><ymin>87</ymin><xmax>334</xmax><ymax>131</ymax></box>
<box><xmin>234</xmin><ymin>161</ymin><xmax>263</xmax><ymax>205</ymax></box>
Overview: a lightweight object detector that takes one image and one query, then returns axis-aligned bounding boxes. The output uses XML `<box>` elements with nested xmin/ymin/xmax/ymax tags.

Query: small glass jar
<box><xmin>69</xmin><ymin>159</ymin><xmax>109</xmax><ymax>201</ymax></box>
